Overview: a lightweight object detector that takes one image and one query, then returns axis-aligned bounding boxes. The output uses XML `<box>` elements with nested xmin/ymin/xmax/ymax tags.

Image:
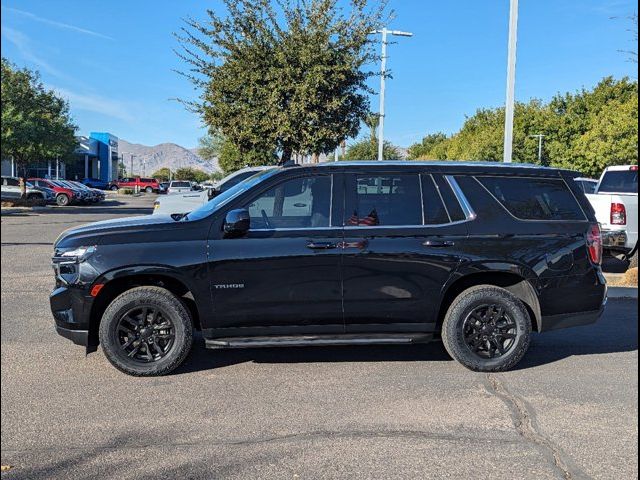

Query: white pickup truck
<box><xmin>585</xmin><ymin>165</ymin><xmax>638</xmax><ymax>267</ymax></box>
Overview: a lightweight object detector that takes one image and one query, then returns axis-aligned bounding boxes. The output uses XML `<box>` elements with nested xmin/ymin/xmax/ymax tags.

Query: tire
<box><xmin>145</xmin><ymin>186</ymin><xmax>153</xmax><ymax>193</ymax></box>
<box><xmin>27</xmin><ymin>193</ymin><xmax>41</xmax><ymax>200</ymax></box>
<box><xmin>628</xmin><ymin>249</ymin><xmax>638</xmax><ymax>269</ymax></box>
<box><xmin>110</xmin><ymin>185</ymin><xmax>119</xmax><ymax>191</ymax></box>
<box><xmin>441</xmin><ymin>285</ymin><xmax>531</xmax><ymax>372</ymax></box>
<box><xmin>56</xmin><ymin>193</ymin><xmax>70</xmax><ymax>206</ymax></box>
<box><xmin>99</xmin><ymin>286</ymin><xmax>193</xmax><ymax>376</ymax></box>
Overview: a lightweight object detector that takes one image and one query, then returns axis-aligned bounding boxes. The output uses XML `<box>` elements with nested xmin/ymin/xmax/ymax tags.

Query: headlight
<box><xmin>55</xmin><ymin>245</ymin><xmax>97</xmax><ymax>262</ymax></box>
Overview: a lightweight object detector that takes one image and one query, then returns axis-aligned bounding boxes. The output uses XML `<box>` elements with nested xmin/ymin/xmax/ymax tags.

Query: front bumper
<box><xmin>50</xmin><ymin>285</ymin><xmax>94</xmax><ymax>346</ymax></box>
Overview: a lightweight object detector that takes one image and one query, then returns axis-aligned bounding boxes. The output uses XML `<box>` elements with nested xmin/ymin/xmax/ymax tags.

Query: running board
<box><xmin>204</xmin><ymin>333</ymin><xmax>433</xmax><ymax>349</ymax></box>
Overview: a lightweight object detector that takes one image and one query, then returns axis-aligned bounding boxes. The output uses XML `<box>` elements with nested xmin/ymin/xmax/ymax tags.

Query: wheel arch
<box><xmin>87</xmin><ymin>267</ymin><xmax>202</xmax><ymax>349</ymax></box>
<box><xmin>437</xmin><ymin>268</ymin><xmax>541</xmax><ymax>333</ymax></box>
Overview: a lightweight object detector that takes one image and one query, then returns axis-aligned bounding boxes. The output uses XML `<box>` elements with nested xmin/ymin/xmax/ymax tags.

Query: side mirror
<box><xmin>224</xmin><ymin>209</ymin><xmax>250</xmax><ymax>238</ymax></box>
<box><xmin>207</xmin><ymin>187</ymin><xmax>220</xmax><ymax>201</ymax></box>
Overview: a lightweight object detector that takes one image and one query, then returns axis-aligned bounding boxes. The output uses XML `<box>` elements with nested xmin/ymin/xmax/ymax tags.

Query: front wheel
<box><xmin>110</xmin><ymin>185</ymin><xmax>119</xmax><ymax>191</ymax></box>
<box><xmin>99</xmin><ymin>286</ymin><xmax>193</xmax><ymax>376</ymax></box>
<box><xmin>441</xmin><ymin>285</ymin><xmax>531</xmax><ymax>372</ymax></box>
<box><xmin>56</xmin><ymin>194</ymin><xmax>70</xmax><ymax>206</ymax></box>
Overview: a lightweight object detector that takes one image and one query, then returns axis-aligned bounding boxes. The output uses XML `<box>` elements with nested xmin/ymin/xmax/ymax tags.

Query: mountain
<box><xmin>118</xmin><ymin>139</ymin><xmax>220</xmax><ymax>176</ymax></box>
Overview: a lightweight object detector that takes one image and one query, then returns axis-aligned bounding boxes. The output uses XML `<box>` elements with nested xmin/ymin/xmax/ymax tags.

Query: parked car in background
<box><xmin>110</xmin><ymin>177</ymin><xmax>160</xmax><ymax>193</ymax></box>
<box><xmin>166</xmin><ymin>180</ymin><xmax>193</xmax><ymax>195</ymax></box>
<box><xmin>584</xmin><ymin>165</ymin><xmax>638</xmax><ymax>266</ymax></box>
<box><xmin>52</xmin><ymin>161</ymin><xmax>607</xmax><ymax>376</ymax></box>
<box><xmin>68</xmin><ymin>181</ymin><xmax>105</xmax><ymax>203</ymax></box>
<box><xmin>158</xmin><ymin>182</ymin><xmax>169</xmax><ymax>194</ymax></box>
<box><xmin>55</xmin><ymin>180</ymin><xmax>91</xmax><ymax>203</ymax></box>
<box><xmin>574</xmin><ymin>177</ymin><xmax>598</xmax><ymax>194</ymax></box>
<box><xmin>153</xmin><ymin>167</ymin><xmax>269</xmax><ymax>215</ymax></box>
<box><xmin>28</xmin><ymin>178</ymin><xmax>78</xmax><ymax>206</ymax></box>
<box><xmin>82</xmin><ymin>178</ymin><xmax>111</xmax><ymax>190</ymax></box>
<box><xmin>1</xmin><ymin>176</ymin><xmax>53</xmax><ymax>202</ymax></box>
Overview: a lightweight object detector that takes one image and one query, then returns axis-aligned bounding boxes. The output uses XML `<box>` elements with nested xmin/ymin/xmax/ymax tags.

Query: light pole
<box><xmin>503</xmin><ymin>0</ymin><xmax>519</xmax><ymax>163</ymax></box>
<box><xmin>529</xmin><ymin>134</ymin><xmax>545</xmax><ymax>163</ymax></box>
<box><xmin>370</xmin><ymin>28</ymin><xmax>413</xmax><ymax>161</ymax></box>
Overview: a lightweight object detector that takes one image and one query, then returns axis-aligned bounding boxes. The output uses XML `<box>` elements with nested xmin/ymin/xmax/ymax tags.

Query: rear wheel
<box><xmin>441</xmin><ymin>285</ymin><xmax>531</xmax><ymax>372</ymax></box>
<box><xmin>56</xmin><ymin>193</ymin><xmax>70</xmax><ymax>206</ymax></box>
<box><xmin>99</xmin><ymin>286</ymin><xmax>193</xmax><ymax>376</ymax></box>
<box><xmin>145</xmin><ymin>186</ymin><xmax>153</xmax><ymax>193</ymax></box>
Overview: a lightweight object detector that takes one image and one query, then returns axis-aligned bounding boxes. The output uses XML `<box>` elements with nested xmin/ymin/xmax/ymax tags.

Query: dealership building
<box><xmin>1</xmin><ymin>132</ymin><xmax>120</xmax><ymax>182</ymax></box>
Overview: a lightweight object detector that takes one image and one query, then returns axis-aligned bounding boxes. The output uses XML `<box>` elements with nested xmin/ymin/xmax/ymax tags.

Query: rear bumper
<box><xmin>540</xmin><ymin>305</ymin><xmax>605</xmax><ymax>332</ymax></box>
<box><xmin>602</xmin><ymin>229</ymin><xmax>630</xmax><ymax>253</ymax></box>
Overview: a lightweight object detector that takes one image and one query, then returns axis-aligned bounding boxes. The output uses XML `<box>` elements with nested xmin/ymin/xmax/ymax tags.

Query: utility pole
<box><xmin>370</xmin><ymin>28</ymin><xmax>413</xmax><ymax>161</ymax></box>
<box><xmin>503</xmin><ymin>0</ymin><xmax>519</xmax><ymax>163</ymax></box>
<box><xmin>529</xmin><ymin>134</ymin><xmax>545</xmax><ymax>163</ymax></box>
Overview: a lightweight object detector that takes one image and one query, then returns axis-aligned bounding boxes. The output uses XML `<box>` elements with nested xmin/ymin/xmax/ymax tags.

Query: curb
<box><xmin>608</xmin><ymin>287</ymin><xmax>638</xmax><ymax>299</ymax></box>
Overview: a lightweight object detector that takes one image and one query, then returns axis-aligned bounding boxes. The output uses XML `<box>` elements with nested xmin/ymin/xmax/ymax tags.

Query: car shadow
<box><xmin>174</xmin><ymin>300</ymin><xmax>637</xmax><ymax>375</ymax></box>
<box><xmin>602</xmin><ymin>255</ymin><xmax>632</xmax><ymax>273</ymax></box>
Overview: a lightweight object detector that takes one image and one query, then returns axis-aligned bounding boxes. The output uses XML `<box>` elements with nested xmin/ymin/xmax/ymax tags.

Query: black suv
<box><xmin>51</xmin><ymin>162</ymin><xmax>607</xmax><ymax>376</ymax></box>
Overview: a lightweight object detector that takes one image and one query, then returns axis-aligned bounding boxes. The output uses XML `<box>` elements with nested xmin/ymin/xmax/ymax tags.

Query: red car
<box><xmin>28</xmin><ymin>178</ymin><xmax>77</xmax><ymax>206</ymax></box>
<box><xmin>110</xmin><ymin>177</ymin><xmax>160</xmax><ymax>193</ymax></box>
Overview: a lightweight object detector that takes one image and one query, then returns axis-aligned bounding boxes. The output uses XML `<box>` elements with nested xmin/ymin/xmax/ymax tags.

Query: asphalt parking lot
<box><xmin>1</xmin><ymin>196</ymin><xmax>637</xmax><ymax>480</ymax></box>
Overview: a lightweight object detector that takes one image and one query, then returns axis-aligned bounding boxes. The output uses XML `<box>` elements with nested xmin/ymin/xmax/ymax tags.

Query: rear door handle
<box><xmin>307</xmin><ymin>241</ymin><xmax>337</xmax><ymax>250</ymax></box>
<box><xmin>423</xmin><ymin>240</ymin><xmax>455</xmax><ymax>247</ymax></box>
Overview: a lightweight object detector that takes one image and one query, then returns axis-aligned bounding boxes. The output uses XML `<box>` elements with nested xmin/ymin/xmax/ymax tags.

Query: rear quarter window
<box><xmin>477</xmin><ymin>176</ymin><xmax>586</xmax><ymax>221</ymax></box>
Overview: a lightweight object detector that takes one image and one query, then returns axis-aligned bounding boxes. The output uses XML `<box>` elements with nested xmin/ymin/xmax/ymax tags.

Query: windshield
<box><xmin>598</xmin><ymin>170</ymin><xmax>638</xmax><ymax>194</ymax></box>
<box><xmin>185</xmin><ymin>168</ymin><xmax>279</xmax><ymax>221</ymax></box>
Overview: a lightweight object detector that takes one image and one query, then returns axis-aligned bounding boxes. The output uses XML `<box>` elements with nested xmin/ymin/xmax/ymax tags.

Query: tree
<box><xmin>151</xmin><ymin>167</ymin><xmax>172</xmax><ymax>181</ymax></box>
<box><xmin>1</xmin><ymin>58</ymin><xmax>77</xmax><ymax>196</ymax></box>
<box><xmin>407</xmin><ymin>132</ymin><xmax>448</xmax><ymax>159</ymax></box>
<box><xmin>197</xmin><ymin>130</ymin><xmax>224</xmax><ymax>160</ymax></box>
<box><xmin>118</xmin><ymin>162</ymin><xmax>127</xmax><ymax>178</ymax></box>
<box><xmin>176</xmin><ymin>0</ymin><xmax>386</xmax><ymax>164</ymax></box>
<box><xmin>342</xmin><ymin>139</ymin><xmax>399</xmax><ymax>160</ymax></box>
<box><xmin>407</xmin><ymin>77</ymin><xmax>638</xmax><ymax>177</ymax></box>
<box><xmin>217</xmin><ymin>138</ymin><xmax>277</xmax><ymax>174</ymax></box>
<box><xmin>174</xmin><ymin>167</ymin><xmax>210</xmax><ymax>183</ymax></box>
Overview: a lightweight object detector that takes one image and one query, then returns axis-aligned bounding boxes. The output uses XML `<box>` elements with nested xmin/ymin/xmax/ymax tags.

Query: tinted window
<box><xmin>171</xmin><ymin>181</ymin><xmax>191</xmax><ymax>188</ymax></box>
<box><xmin>345</xmin><ymin>174</ymin><xmax>421</xmax><ymax>226</ymax></box>
<box><xmin>3</xmin><ymin>178</ymin><xmax>19</xmax><ymax>187</ymax></box>
<box><xmin>598</xmin><ymin>170</ymin><xmax>638</xmax><ymax>194</ymax></box>
<box><xmin>577</xmin><ymin>180</ymin><xmax>597</xmax><ymax>194</ymax></box>
<box><xmin>478</xmin><ymin>176</ymin><xmax>585</xmax><ymax>221</ymax></box>
<box><xmin>246</xmin><ymin>175</ymin><xmax>331</xmax><ymax>229</ymax></box>
<box><xmin>433</xmin><ymin>176</ymin><xmax>465</xmax><ymax>221</ymax></box>
<box><xmin>221</xmin><ymin>171</ymin><xmax>256</xmax><ymax>192</ymax></box>
<box><xmin>141</xmin><ymin>178</ymin><xmax>155</xmax><ymax>183</ymax></box>
<box><xmin>421</xmin><ymin>175</ymin><xmax>450</xmax><ymax>224</ymax></box>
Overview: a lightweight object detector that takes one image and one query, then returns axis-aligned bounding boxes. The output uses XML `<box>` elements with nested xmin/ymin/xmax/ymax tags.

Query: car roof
<box><xmin>281</xmin><ymin>160</ymin><xmax>578</xmax><ymax>177</ymax></box>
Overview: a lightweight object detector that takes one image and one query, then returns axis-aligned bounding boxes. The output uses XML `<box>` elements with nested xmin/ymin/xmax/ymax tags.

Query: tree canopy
<box><xmin>174</xmin><ymin>167</ymin><xmax>211</xmax><ymax>183</ymax></box>
<box><xmin>176</xmin><ymin>0</ymin><xmax>386</xmax><ymax>165</ymax></box>
<box><xmin>151</xmin><ymin>167</ymin><xmax>172</xmax><ymax>181</ymax></box>
<box><xmin>1</xmin><ymin>58</ymin><xmax>77</xmax><ymax>183</ymax></box>
<box><xmin>407</xmin><ymin>77</ymin><xmax>638</xmax><ymax>177</ymax></box>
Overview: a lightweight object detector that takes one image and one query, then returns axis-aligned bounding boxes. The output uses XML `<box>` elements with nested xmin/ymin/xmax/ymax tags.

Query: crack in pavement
<box><xmin>485</xmin><ymin>374</ymin><xmax>591</xmax><ymax>480</ymax></box>
<box><xmin>1</xmin><ymin>428</ymin><xmax>521</xmax><ymax>455</ymax></box>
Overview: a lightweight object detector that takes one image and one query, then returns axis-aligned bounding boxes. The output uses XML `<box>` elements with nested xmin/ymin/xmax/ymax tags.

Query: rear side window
<box><xmin>421</xmin><ymin>175</ymin><xmax>450</xmax><ymax>224</ymax></box>
<box><xmin>477</xmin><ymin>176</ymin><xmax>586</xmax><ymax>221</ymax></box>
<box><xmin>598</xmin><ymin>170</ymin><xmax>638</xmax><ymax>194</ymax></box>
<box><xmin>345</xmin><ymin>174</ymin><xmax>422</xmax><ymax>226</ymax></box>
<box><xmin>141</xmin><ymin>178</ymin><xmax>155</xmax><ymax>183</ymax></box>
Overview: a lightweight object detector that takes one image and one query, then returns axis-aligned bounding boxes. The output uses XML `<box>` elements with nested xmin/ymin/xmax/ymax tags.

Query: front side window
<box><xmin>478</xmin><ymin>176</ymin><xmax>586</xmax><ymax>221</ymax></box>
<box><xmin>345</xmin><ymin>174</ymin><xmax>422</xmax><ymax>227</ymax></box>
<box><xmin>246</xmin><ymin>175</ymin><xmax>332</xmax><ymax>229</ymax></box>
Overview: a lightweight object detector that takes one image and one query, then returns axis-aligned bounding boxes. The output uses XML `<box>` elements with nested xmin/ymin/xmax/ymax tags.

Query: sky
<box><xmin>1</xmin><ymin>0</ymin><xmax>637</xmax><ymax>149</ymax></box>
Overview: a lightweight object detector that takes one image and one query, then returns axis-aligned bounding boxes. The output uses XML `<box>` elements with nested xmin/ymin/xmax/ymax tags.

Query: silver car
<box><xmin>1</xmin><ymin>176</ymin><xmax>54</xmax><ymax>202</ymax></box>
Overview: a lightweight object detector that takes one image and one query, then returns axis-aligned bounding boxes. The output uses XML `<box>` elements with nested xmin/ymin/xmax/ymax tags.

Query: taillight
<box><xmin>610</xmin><ymin>203</ymin><xmax>626</xmax><ymax>225</ymax></box>
<box><xmin>586</xmin><ymin>223</ymin><xmax>603</xmax><ymax>265</ymax></box>
<box><xmin>630</xmin><ymin>165</ymin><xmax>638</xmax><ymax>171</ymax></box>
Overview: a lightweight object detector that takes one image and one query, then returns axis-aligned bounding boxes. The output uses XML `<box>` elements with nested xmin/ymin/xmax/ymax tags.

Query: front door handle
<box><xmin>307</xmin><ymin>241</ymin><xmax>337</xmax><ymax>250</ymax></box>
<box><xmin>423</xmin><ymin>240</ymin><xmax>455</xmax><ymax>247</ymax></box>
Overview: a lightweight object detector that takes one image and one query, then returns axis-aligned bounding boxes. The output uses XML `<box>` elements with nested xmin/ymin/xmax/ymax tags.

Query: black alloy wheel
<box><xmin>99</xmin><ymin>286</ymin><xmax>193</xmax><ymax>376</ymax></box>
<box><xmin>462</xmin><ymin>304</ymin><xmax>517</xmax><ymax>359</ymax></box>
<box><xmin>441</xmin><ymin>285</ymin><xmax>531</xmax><ymax>372</ymax></box>
<box><xmin>116</xmin><ymin>306</ymin><xmax>175</xmax><ymax>362</ymax></box>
